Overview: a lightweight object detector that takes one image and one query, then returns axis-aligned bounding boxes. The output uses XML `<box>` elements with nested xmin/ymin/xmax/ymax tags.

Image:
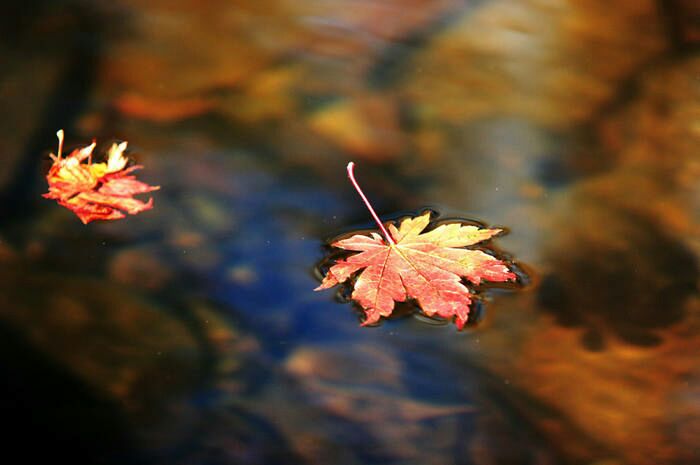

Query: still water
<box><xmin>1</xmin><ymin>1</ymin><xmax>698</xmax><ymax>464</ymax></box>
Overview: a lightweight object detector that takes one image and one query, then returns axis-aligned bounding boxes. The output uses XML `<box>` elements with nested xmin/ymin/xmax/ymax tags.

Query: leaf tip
<box><xmin>360</xmin><ymin>314</ymin><xmax>380</xmax><ymax>327</ymax></box>
<box><xmin>315</xmin><ymin>272</ymin><xmax>339</xmax><ymax>290</ymax></box>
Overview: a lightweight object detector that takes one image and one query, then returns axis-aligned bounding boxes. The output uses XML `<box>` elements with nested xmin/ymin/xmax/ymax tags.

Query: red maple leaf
<box><xmin>315</xmin><ymin>162</ymin><xmax>516</xmax><ymax>329</ymax></box>
<box><xmin>43</xmin><ymin>130</ymin><xmax>159</xmax><ymax>224</ymax></box>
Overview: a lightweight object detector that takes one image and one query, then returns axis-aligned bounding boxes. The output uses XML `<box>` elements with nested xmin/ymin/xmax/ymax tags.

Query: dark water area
<box><xmin>1</xmin><ymin>1</ymin><xmax>699</xmax><ymax>464</ymax></box>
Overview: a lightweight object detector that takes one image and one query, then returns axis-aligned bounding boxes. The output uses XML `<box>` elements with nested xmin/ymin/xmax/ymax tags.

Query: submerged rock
<box><xmin>278</xmin><ymin>343</ymin><xmax>474</xmax><ymax>464</ymax></box>
<box><xmin>0</xmin><ymin>264</ymin><xmax>277</xmax><ymax>462</ymax></box>
<box><xmin>401</xmin><ymin>0</ymin><xmax>667</xmax><ymax>128</ymax></box>
<box><xmin>469</xmin><ymin>56</ymin><xmax>700</xmax><ymax>465</ymax></box>
<box><xmin>0</xmin><ymin>268</ymin><xmax>201</xmax><ymax>421</ymax></box>
<box><xmin>308</xmin><ymin>95</ymin><xmax>404</xmax><ymax>161</ymax></box>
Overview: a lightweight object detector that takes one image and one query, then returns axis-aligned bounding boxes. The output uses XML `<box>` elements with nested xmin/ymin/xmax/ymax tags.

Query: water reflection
<box><xmin>0</xmin><ymin>1</ymin><xmax>698</xmax><ymax>464</ymax></box>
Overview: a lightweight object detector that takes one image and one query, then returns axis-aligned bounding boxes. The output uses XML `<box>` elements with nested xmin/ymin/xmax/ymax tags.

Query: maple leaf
<box><xmin>315</xmin><ymin>163</ymin><xmax>516</xmax><ymax>329</ymax></box>
<box><xmin>43</xmin><ymin>130</ymin><xmax>159</xmax><ymax>224</ymax></box>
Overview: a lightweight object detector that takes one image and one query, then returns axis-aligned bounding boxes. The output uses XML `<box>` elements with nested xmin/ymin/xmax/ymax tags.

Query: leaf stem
<box><xmin>347</xmin><ymin>162</ymin><xmax>396</xmax><ymax>246</ymax></box>
<box><xmin>56</xmin><ymin>129</ymin><xmax>64</xmax><ymax>159</ymax></box>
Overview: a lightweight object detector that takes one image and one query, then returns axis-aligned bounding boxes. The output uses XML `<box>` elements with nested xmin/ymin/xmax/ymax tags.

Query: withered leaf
<box><xmin>43</xmin><ymin>130</ymin><xmax>159</xmax><ymax>224</ymax></box>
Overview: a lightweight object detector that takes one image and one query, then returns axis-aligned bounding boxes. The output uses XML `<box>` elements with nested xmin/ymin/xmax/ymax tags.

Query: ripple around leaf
<box><xmin>315</xmin><ymin>209</ymin><xmax>525</xmax><ymax>330</ymax></box>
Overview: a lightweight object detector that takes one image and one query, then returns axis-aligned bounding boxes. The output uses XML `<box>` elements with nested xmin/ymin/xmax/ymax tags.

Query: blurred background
<box><xmin>0</xmin><ymin>0</ymin><xmax>698</xmax><ymax>464</ymax></box>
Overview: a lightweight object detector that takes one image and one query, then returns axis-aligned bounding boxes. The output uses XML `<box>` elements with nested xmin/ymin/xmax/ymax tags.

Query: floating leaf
<box><xmin>43</xmin><ymin>130</ymin><xmax>159</xmax><ymax>224</ymax></box>
<box><xmin>315</xmin><ymin>162</ymin><xmax>516</xmax><ymax>329</ymax></box>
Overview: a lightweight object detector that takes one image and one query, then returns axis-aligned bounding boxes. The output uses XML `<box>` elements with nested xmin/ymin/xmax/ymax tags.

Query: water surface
<box><xmin>0</xmin><ymin>1</ymin><xmax>698</xmax><ymax>464</ymax></box>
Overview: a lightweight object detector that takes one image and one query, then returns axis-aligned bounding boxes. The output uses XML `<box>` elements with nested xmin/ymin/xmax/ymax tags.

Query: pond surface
<box><xmin>0</xmin><ymin>1</ymin><xmax>699</xmax><ymax>464</ymax></box>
